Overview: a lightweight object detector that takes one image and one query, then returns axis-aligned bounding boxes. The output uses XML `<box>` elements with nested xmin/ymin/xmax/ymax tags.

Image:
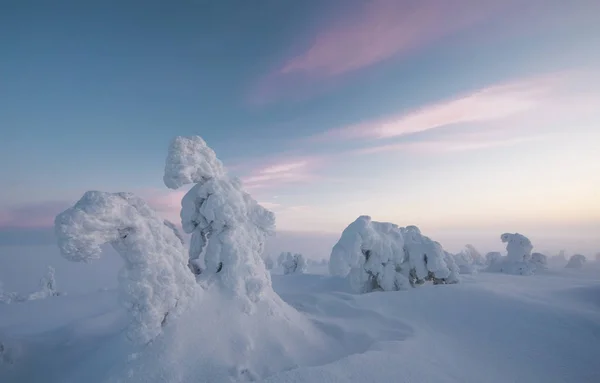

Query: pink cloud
<box><xmin>280</xmin><ymin>0</ymin><xmax>502</xmax><ymax>77</ymax></box>
<box><xmin>355</xmin><ymin>135</ymin><xmax>547</xmax><ymax>155</ymax></box>
<box><xmin>0</xmin><ymin>201</ymin><xmax>68</xmax><ymax>229</ymax></box>
<box><xmin>241</xmin><ymin>157</ymin><xmax>323</xmax><ymax>190</ymax></box>
<box><xmin>249</xmin><ymin>0</ymin><xmax>508</xmax><ymax>105</ymax></box>
<box><xmin>316</xmin><ymin>73</ymin><xmax>566</xmax><ymax>141</ymax></box>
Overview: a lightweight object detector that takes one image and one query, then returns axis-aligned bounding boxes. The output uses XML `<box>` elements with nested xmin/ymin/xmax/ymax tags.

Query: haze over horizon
<box><xmin>1</xmin><ymin>1</ymin><xmax>599</xmax><ymax>254</ymax></box>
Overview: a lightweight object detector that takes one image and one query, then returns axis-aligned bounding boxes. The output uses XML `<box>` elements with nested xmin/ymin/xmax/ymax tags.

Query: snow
<box><xmin>2</xmin><ymin>263</ymin><xmax>599</xmax><ymax>382</ymax></box>
<box><xmin>54</xmin><ymin>191</ymin><xmax>196</xmax><ymax>344</ymax></box>
<box><xmin>164</xmin><ymin>136</ymin><xmax>276</xmax><ymax>306</ymax></box>
<box><xmin>329</xmin><ymin>216</ymin><xmax>458</xmax><ymax>293</ymax></box>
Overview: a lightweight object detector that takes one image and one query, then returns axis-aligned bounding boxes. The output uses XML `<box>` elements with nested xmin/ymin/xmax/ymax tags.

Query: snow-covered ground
<box><xmin>1</xmin><ymin>261</ymin><xmax>599</xmax><ymax>382</ymax></box>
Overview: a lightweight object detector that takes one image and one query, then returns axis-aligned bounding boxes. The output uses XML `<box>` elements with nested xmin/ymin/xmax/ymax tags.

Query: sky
<box><xmin>1</xmin><ymin>0</ymin><xmax>599</xmax><ymax>254</ymax></box>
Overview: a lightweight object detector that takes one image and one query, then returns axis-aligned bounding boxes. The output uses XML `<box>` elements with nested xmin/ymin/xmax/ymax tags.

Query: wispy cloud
<box><xmin>249</xmin><ymin>0</ymin><xmax>508</xmax><ymax>105</ymax></box>
<box><xmin>281</xmin><ymin>0</ymin><xmax>502</xmax><ymax>77</ymax></box>
<box><xmin>241</xmin><ymin>157</ymin><xmax>322</xmax><ymax>190</ymax></box>
<box><xmin>316</xmin><ymin>74</ymin><xmax>564</xmax><ymax>141</ymax></box>
<box><xmin>0</xmin><ymin>201</ymin><xmax>68</xmax><ymax>229</ymax></box>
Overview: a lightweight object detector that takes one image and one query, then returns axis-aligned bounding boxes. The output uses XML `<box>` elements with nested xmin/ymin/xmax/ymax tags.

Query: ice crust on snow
<box><xmin>54</xmin><ymin>191</ymin><xmax>196</xmax><ymax>343</ymax></box>
<box><xmin>329</xmin><ymin>216</ymin><xmax>458</xmax><ymax>293</ymax></box>
<box><xmin>279</xmin><ymin>252</ymin><xmax>308</xmax><ymax>275</ymax></box>
<box><xmin>164</xmin><ymin>136</ymin><xmax>276</xmax><ymax>304</ymax></box>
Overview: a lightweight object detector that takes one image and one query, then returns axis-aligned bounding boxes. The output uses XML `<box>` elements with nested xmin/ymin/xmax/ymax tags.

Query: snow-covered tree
<box><xmin>280</xmin><ymin>252</ymin><xmax>308</xmax><ymax>275</ymax></box>
<box><xmin>565</xmin><ymin>254</ymin><xmax>586</xmax><ymax>269</ymax></box>
<box><xmin>329</xmin><ymin>216</ymin><xmax>458</xmax><ymax>293</ymax></box>
<box><xmin>484</xmin><ymin>233</ymin><xmax>546</xmax><ymax>275</ymax></box>
<box><xmin>55</xmin><ymin>191</ymin><xmax>196</xmax><ymax>344</ymax></box>
<box><xmin>263</xmin><ymin>255</ymin><xmax>275</xmax><ymax>270</ymax></box>
<box><xmin>465</xmin><ymin>244</ymin><xmax>485</xmax><ymax>265</ymax></box>
<box><xmin>595</xmin><ymin>252</ymin><xmax>600</xmax><ymax>262</ymax></box>
<box><xmin>27</xmin><ymin>266</ymin><xmax>61</xmax><ymax>300</ymax></box>
<box><xmin>452</xmin><ymin>248</ymin><xmax>478</xmax><ymax>274</ymax></box>
<box><xmin>531</xmin><ymin>252</ymin><xmax>548</xmax><ymax>270</ymax></box>
<box><xmin>163</xmin><ymin>136</ymin><xmax>275</xmax><ymax>304</ymax></box>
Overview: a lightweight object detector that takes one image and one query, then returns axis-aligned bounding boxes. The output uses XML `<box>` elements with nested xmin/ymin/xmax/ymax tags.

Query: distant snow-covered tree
<box><xmin>484</xmin><ymin>233</ymin><xmax>546</xmax><ymax>275</ymax></box>
<box><xmin>330</xmin><ymin>216</ymin><xmax>458</xmax><ymax>293</ymax></box>
<box><xmin>28</xmin><ymin>266</ymin><xmax>61</xmax><ymax>301</ymax></box>
<box><xmin>565</xmin><ymin>254</ymin><xmax>586</xmax><ymax>269</ymax></box>
<box><xmin>465</xmin><ymin>244</ymin><xmax>485</xmax><ymax>265</ymax></box>
<box><xmin>55</xmin><ymin>191</ymin><xmax>196</xmax><ymax>344</ymax></box>
<box><xmin>163</xmin><ymin>136</ymin><xmax>275</xmax><ymax>304</ymax></box>
<box><xmin>531</xmin><ymin>252</ymin><xmax>548</xmax><ymax>270</ymax></box>
<box><xmin>595</xmin><ymin>253</ymin><xmax>600</xmax><ymax>262</ymax></box>
<box><xmin>280</xmin><ymin>252</ymin><xmax>307</xmax><ymax>275</ymax></box>
<box><xmin>264</xmin><ymin>255</ymin><xmax>275</xmax><ymax>270</ymax></box>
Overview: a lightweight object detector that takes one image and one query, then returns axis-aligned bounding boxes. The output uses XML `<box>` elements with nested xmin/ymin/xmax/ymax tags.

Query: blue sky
<box><xmin>1</xmin><ymin>0</ymin><xmax>599</xmax><ymax>247</ymax></box>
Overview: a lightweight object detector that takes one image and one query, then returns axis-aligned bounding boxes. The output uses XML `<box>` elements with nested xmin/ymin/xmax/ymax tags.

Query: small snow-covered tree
<box><xmin>595</xmin><ymin>252</ymin><xmax>600</xmax><ymax>262</ymax></box>
<box><xmin>565</xmin><ymin>254</ymin><xmax>586</xmax><ymax>269</ymax></box>
<box><xmin>55</xmin><ymin>191</ymin><xmax>196</xmax><ymax>344</ymax></box>
<box><xmin>330</xmin><ymin>216</ymin><xmax>458</xmax><ymax>293</ymax></box>
<box><xmin>485</xmin><ymin>252</ymin><xmax>503</xmax><ymax>266</ymax></box>
<box><xmin>264</xmin><ymin>255</ymin><xmax>275</xmax><ymax>270</ymax></box>
<box><xmin>163</xmin><ymin>136</ymin><xmax>275</xmax><ymax>304</ymax></box>
<box><xmin>531</xmin><ymin>252</ymin><xmax>548</xmax><ymax>270</ymax></box>
<box><xmin>280</xmin><ymin>252</ymin><xmax>307</xmax><ymax>275</ymax></box>
<box><xmin>28</xmin><ymin>266</ymin><xmax>61</xmax><ymax>300</ymax></box>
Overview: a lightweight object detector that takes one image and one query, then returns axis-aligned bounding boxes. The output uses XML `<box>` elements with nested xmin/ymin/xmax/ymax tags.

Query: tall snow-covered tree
<box><xmin>27</xmin><ymin>266</ymin><xmax>60</xmax><ymax>300</ymax></box>
<box><xmin>163</xmin><ymin>136</ymin><xmax>275</xmax><ymax>304</ymax></box>
<box><xmin>55</xmin><ymin>191</ymin><xmax>196</xmax><ymax>343</ymax></box>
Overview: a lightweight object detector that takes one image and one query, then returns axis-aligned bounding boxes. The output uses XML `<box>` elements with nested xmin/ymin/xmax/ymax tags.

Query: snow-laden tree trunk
<box><xmin>163</xmin><ymin>136</ymin><xmax>275</xmax><ymax>305</ymax></box>
<box><xmin>55</xmin><ymin>191</ymin><xmax>196</xmax><ymax>344</ymax></box>
<box><xmin>330</xmin><ymin>216</ymin><xmax>458</xmax><ymax>293</ymax></box>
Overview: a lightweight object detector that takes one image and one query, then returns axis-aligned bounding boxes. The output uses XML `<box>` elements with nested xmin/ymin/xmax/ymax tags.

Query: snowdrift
<box><xmin>329</xmin><ymin>216</ymin><xmax>459</xmax><ymax>293</ymax></box>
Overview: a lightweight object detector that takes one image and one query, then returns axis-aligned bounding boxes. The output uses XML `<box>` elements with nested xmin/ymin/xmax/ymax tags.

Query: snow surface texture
<box><xmin>164</xmin><ymin>136</ymin><xmax>276</xmax><ymax>306</ymax></box>
<box><xmin>329</xmin><ymin>216</ymin><xmax>458</xmax><ymax>293</ymax></box>
<box><xmin>279</xmin><ymin>252</ymin><xmax>308</xmax><ymax>275</ymax></box>
<box><xmin>2</xmin><ymin>262</ymin><xmax>600</xmax><ymax>383</ymax></box>
<box><xmin>54</xmin><ymin>191</ymin><xmax>196</xmax><ymax>344</ymax></box>
<box><xmin>566</xmin><ymin>254</ymin><xmax>586</xmax><ymax>269</ymax></box>
<box><xmin>486</xmin><ymin>233</ymin><xmax>545</xmax><ymax>275</ymax></box>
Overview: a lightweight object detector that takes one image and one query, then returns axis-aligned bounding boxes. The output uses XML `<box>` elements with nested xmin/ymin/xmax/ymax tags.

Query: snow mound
<box><xmin>54</xmin><ymin>191</ymin><xmax>196</xmax><ymax>344</ymax></box>
<box><xmin>329</xmin><ymin>216</ymin><xmax>458</xmax><ymax>293</ymax></box>
<box><xmin>566</xmin><ymin>254</ymin><xmax>586</xmax><ymax>269</ymax></box>
<box><xmin>279</xmin><ymin>252</ymin><xmax>308</xmax><ymax>275</ymax></box>
<box><xmin>164</xmin><ymin>136</ymin><xmax>276</xmax><ymax>306</ymax></box>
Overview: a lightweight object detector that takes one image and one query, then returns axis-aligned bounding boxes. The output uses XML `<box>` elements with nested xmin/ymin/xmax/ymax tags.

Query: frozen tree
<box><xmin>55</xmin><ymin>191</ymin><xmax>196</xmax><ymax>344</ymax></box>
<box><xmin>329</xmin><ymin>216</ymin><xmax>458</xmax><ymax>293</ymax></box>
<box><xmin>28</xmin><ymin>266</ymin><xmax>61</xmax><ymax>300</ymax></box>
<box><xmin>485</xmin><ymin>252</ymin><xmax>503</xmax><ymax>266</ymax></box>
<box><xmin>565</xmin><ymin>254</ymin><xmax>586</xmax><ymax>269</ymax></box>
<box><xmin>484</xmin><ymin>233</ymin><xmax>546</xmax><ymax>275</ymax></box>
<box><xmin>280</xmin><ymin>252</ymin><xmax>308</xmax><ymax>275</ymax></box>
<box><xmin>452</xmin><ymin>247</ymin><xmax>479</xmax><ymax>274</ymax></box>
<box><xmin>595</xmin><ymin>253</ymin><xmax>600</xmax><ymax>262</ymax></box>
<box><xmin>531</xmin><ymin>252</ymin><xmax>548</xmax><ymax>270</ymax></box>
<box><xmin>465</xmin><ymin>244</ymin><xmax>485</xmax><ymax>265</ymax></box>
<box><xmin>163</xmin><ymin>136</ymin><xmax>275</xmax><ymax>304</ymax></box>
<box><xmin>263</xmin><ymin>255</ymin><xmax>275</xmax><ymax>270</ymax></box>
